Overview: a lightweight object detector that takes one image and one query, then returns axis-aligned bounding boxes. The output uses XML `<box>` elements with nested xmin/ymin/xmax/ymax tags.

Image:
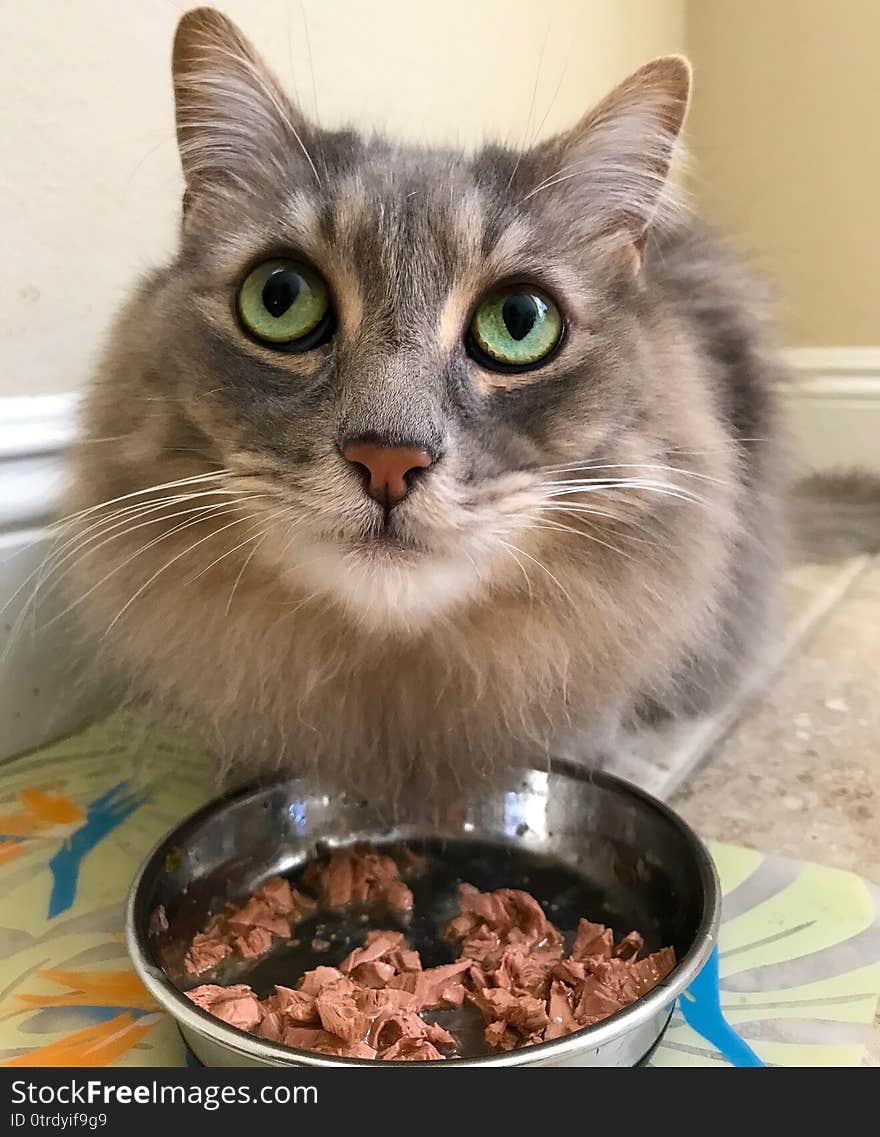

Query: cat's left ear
<box><xmin>172</xmin><ymin>8</ymin><xmax>313</xmax><ymax>214</ymax></box>
<box><xmin>531</xmin><ymin>56</ymin><xmax>691</xmax><ymax>274</ymax></box>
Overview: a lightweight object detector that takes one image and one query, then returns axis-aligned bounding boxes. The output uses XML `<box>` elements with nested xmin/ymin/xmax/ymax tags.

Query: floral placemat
<box><xmin>0</xmin><ymin>715</ymin><xmax>877</xmax><ymax>1066</ymax></box>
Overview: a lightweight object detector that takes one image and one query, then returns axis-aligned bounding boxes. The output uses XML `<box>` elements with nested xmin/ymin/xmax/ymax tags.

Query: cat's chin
<box><xmin>285</xmin><ymin>534</ymin><xmax>481</xmax><ymax>633</ymax></box>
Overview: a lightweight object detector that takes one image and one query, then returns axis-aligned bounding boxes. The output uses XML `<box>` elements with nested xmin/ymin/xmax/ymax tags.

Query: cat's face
<box><xmin>162</xmin><ymin>9</ymin><xmax>690</xmax><ymax>631</ymax></box>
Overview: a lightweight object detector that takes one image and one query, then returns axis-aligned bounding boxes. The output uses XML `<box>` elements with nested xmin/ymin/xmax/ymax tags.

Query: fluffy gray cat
<box><xmin>63</xmin><ymin>8</ymin><xmax>782</xmax><ymax>796</ymax></box>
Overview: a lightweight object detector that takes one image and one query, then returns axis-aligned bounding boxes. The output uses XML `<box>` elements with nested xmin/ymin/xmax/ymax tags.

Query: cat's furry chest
<box><xmin>85</xmin><ymin>509</ymin><xmax>732</xmax><ymax>794</ymax></box>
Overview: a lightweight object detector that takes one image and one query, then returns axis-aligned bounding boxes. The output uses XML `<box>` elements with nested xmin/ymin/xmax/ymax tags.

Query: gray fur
<box><xmin>62</xmin><ymin>10</ymin><xmax>784</xmax><ymax>797</ymax></box>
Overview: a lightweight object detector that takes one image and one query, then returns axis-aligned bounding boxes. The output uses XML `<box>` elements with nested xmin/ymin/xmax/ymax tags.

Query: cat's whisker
<box><xmin>101</xmin><ymin>511</ymin><xmax>271</xmax><ymax>639</ymax></box>
<box><xmin>277</xmin><ymin>514</ymin><xmax>320</xmax><ymax>560</ymax></box>
<box><xmin>31</xmin><ymin>495</ymin><xmax>266</xmax><ymax>609</ymax></box>
<box><xmin>496</xmin><ymin>539</ymin><xmax>574</xmax><ymax>608</ymax></box>
<box><xmin>522</xmin><ymin>522</ymin><xmax>635</xmax><ymax>561</ymax></box>
<box><xmin>528</xmin><ymin>55</ymin><xmax>570</xmax><ymax>147</ymax></box>
<box><xmin>0</xmin><ymin>495</ymin><xmax>260</xmax><ymax>665</ymax></box>
<box><xmin>541</xmin><ymin>486</ymin><xmax>707</xmax><ymax>517</ymax></box>
<box><xmin>541</xmin><ymin>479</ymin><xmax>709</xmax><ymax>507</ymax></box>
<box><xmin>520</xmin><ymin>511</ymin><xmax>636</xmax><ymax>560</ymax></box>
<box><xmin>541</xmin><ymin>461</ymin><xmax>731</xmax><ymax>487</ymax></box>
<box><xmin>33</xmin><ymin>474</ymin><xmax>261</xmax><ymax>599</ymax></box>
<box><xmin>185</xmin><ymin>508</ymin><xmax>293</xmax><ymax>585</ymax></box>
<box><xmin>276</xmin><ymin>587</ymin><xmax>326</xmax><ymax>625</ymax></box>
<box><xmin>0</xmin><ymin>502</ymin><xmax>167</xmax><ymax>622</ymax></box>
<box><xmin>42</xmin><ymin>489</ymin><xmax>250</xmax><ymax>572</ymax></box>
<box><xmin>595</xmin><ymin>485</ymin><xmax>709</xmax><ymax>509</ymax></box>
<box><xmin>539</xmin><ymin>501</ymin><xmax>633</xmax><ymax>524</ymax></box>
<box><xmin>541</xmin><ymin>473</ymin><xmax>706</xmax><ymax>494</ymax></box>
<box><xmin>43</xmin><ymin>501</ymin><xmax>263</xmax><ymax>633</ymax></box>
<box><xmin>26</xmin><ymin>489</ymin><xmax>244</xmax><ymax>605</ymax></box>
<box><xmin>497</xmin><ymin>540</ymin><xmax>535</xmax><ymax>606</ymax></box>
<box><xmin>459</xmin><ymin>546</ymin><xmax>487</xmax><ymax>587</ymax></box>
<box><xmin>542</xmin><ymin>487</ymin><xmax>704</xmax><ymax>509</ymax></box>
<box><xmin>49</xmin><ymin>469</ymin><xmax>236</xmax><ymax>534</ymax></box>
<box><xmin>52</xmin><ymin>497</ymin><xmax>264</xmax><ymax>593</ymax></box>
<box><xmin>541</xmin><ymin>505</ymin><xmax>661</xmax><ymax>548</ymax></box>
<box><xmin>535</xmin><ymin>495</ymin><xmax>649</xmax><ymax>534</ymax></box>
<box><xmin>225</xmin><ymin>527</ymin><xmax>275</xmax><ymax>617</ymax></box>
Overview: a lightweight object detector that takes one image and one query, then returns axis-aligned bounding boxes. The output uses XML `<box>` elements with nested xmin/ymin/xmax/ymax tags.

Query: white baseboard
<box><xmin>784</xmin><ymin>347</ymin><xmax>880</xmax><ymax>474</ymax></box>
<box><xmin>0</xmin><ymin>392</ymin><xmax>79</xmax><ymax>532</ymax></box>
<box><xmin>0</xmin><ymin>392</ymin><xmax>80</xmax><ymax>459</ymax></box>
<box><xmin>0</xmin><ymin>393</ymin><xmax>103</xmax><ymax>761</ymax></box>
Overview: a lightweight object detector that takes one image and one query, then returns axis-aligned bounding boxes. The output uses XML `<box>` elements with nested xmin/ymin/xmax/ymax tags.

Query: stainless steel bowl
<box><xmin>126</xmin><ymin>761</ymin><xmax>719</xmax><ymax>1067</ymax></box>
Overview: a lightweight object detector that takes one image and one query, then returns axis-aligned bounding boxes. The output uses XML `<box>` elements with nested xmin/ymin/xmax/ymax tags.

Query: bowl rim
<box><xmin>126</xmin><ymin>763</ymin><xmax>720</xmax><ymax>1067</ymax></box>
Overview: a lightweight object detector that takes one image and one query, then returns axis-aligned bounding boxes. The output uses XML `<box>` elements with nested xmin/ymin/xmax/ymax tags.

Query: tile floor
<box><xmin>630</xmin><ymin>552</ymin><xmax>880</xmax><ymax>1064</ymax></box>
<box><xmin>676</xmin><ymin>555</ymin><xmax>879</xmax><ymax>885</ymax></box>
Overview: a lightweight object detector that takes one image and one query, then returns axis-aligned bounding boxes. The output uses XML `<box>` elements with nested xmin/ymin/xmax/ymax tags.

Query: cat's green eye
<box><xmin>468</xmin><ymin>286</ymin><xmax>563</xmax><ymax>371</ymax></box>
<box><xmin>237</xmin><ymin>259</ymin><xmax>332</xmax><ymax>348</ymax></box>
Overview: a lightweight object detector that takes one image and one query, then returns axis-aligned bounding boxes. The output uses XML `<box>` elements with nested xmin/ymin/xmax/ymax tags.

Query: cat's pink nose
<box><xmin>342</xmin><ymin>440</ymin><xmax>434</xmax><ymax>507</ymax></box>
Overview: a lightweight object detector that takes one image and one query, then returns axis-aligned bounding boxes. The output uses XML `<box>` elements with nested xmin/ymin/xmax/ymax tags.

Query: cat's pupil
<box><xmin>501</xmin><ymin>294</ymin><xmax>538</xmax><ymax>341</ymax></box>
<box><xmin>262</xmin><ymin>270</ymin><xmax>301</xmax><ymax>318</ymax></box>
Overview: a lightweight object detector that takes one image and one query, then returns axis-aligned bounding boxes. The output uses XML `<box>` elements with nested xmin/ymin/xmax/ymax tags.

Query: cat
<box><xmin>62</xmin><ymin>7</ymin><xmax>782</xmax><ymax>799</ymax></box>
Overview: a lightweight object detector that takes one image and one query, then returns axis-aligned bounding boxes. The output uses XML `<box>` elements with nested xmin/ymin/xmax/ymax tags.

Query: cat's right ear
<box><xmin>172</xmin><ymin>8</ymin><xmax>311</xmax><ymax>214</ymax></box>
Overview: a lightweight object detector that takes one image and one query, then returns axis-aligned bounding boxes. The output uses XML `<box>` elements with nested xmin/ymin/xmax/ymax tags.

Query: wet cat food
<box><xmin>180</xmin><ymin>845</ymin><xmax>675</xmax><ymax>1060</ymax></box>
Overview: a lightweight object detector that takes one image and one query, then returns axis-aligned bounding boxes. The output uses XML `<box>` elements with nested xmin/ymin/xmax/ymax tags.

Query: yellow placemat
<box><xmin>0</xmin><ymin>715</ymin><xmax>877</xmax><ymax>1066</ymax></box>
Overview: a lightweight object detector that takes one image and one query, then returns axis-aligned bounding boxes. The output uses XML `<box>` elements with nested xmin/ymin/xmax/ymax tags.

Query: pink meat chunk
<box><xmin>338</xmin><ymin>930</ymin><xmax>404</xmax><ymax>973</ymax></box>
<box><xmin>255</xmin><ymin>876</ymin><xmax>295</xmax><ymax>914</ymax></box>
<box><xmin>614</xmin><ymin>930</ymin><xmax>645</xmax><ymax>961</ymax></box>
<box><xmin>253</xmin><ymin>875</ymin><xmax>316</xmax><ymax>921</ymax></box>
<box><xmin>233</xmin><ymin>926</ymin><xmax>273</xmax><ymax>959</ymax></box>
<box><xmin>272</xmin><ymin>985</ymin><xmax>317</xmax><ymax>1024</ymax></box>
<box><xmin>379</xmin><ymin>1037</ymin><xmax>444</xmax><ymax>1061</ymax></box>
<box><xmin>369</xmin><ymin>1008</ymin><xmax>430</xmax><ymax>1051</ymax></box>
<box><xmin>186</xmin><ymin>983</ymin><xmax>262</xmax><ymax>1032</ymax></box>
<box><xmin>315</xmin><ymin>982</ymin><xmax>370</xmax><ymax>1043</ymax></box>
<box><xmin>226</xmin><ymin>897</ymin><xmax>290</xmax><ymax>938</ymax></box>
<box><xmin>351</xmin><ymin>960</ymin><xmax>396</xmax><ymax>988</ymax></box>
<box><xmin>299</xmin><ymin>966</ymin><xmax>347</xmax><ymax>996</ymax></box>
<box><xmin>570</xmin><ymin>919</ymin><xmax>614</xmax><ymax>961</ymax></box>
<box><xmin>184</xmin><ymin>930</ymin><xmax>232</xmax><ymax>976</ymax></box>
<box><xmin>175</xmin><ymin>849</ymin><xmax>675</xmax><ymax>1063</ymax></box>
<box><xmin>181</xmin><ymin>876</ymin><xmax>321</xmax><ymax>976</ymax></box>
<box><xmin>545</xmin><ymin>979</ymin><xmax>581</xmax><ymax>1040</ymax></box>
<box><xmin>386</xmin><ymin>959</ymin><xmax>472</xmax><ymax>1011</ymax></box>
<box><xmin>303</xmin><ymin>846</ymin><xmax>414</xmax><ymax>913</ymax></box>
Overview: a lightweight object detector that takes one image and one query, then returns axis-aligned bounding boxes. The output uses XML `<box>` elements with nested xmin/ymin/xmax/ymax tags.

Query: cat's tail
<box><xmin>788</xmin><ymin>470</ymin><xmax>880</xmax><ymax>562</ymax></box>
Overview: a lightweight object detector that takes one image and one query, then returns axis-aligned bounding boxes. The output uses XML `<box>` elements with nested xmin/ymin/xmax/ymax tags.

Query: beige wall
<box><xmin>687</xmin><ymin>0</ymin><xmax>880</xmax><ymax>347</ymax></box>
<box><xmin>0</xmin><ymin>0</ymin><xmax>684</xmax><ymax>396</ymax></box>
